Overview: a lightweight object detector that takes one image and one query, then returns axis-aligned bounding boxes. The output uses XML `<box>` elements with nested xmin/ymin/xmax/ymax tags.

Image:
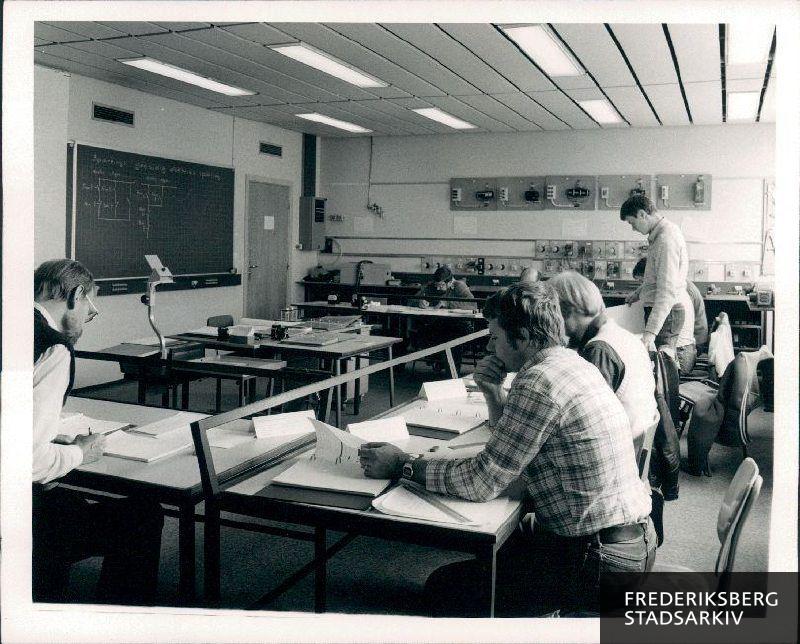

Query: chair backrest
<box><xmin>715</xmin><ymin>457</ymin><xmax>762</xmax><ymax>577</ymax></box>
<box><xmin>637</xmin><ymin>414</ymin><xmax>660</xmax><ymax>482</ymax></box>
<box><xmin>207</xmin><ymin>314</ymin><xmax>234</xmax><ymax>328</ymax></box>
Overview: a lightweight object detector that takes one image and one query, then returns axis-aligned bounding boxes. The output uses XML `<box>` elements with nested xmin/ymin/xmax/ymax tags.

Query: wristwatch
<box><xmin>401</xmin><ymin>454</ymin><xmax>421</xmax><ymax>480</ymax></box>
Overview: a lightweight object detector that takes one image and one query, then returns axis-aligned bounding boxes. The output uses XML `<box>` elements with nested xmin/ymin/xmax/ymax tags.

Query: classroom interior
<box><xmin>30</xmin><ymin>19</ymin><xmax>777</xmax><ymax>614</ymax></box>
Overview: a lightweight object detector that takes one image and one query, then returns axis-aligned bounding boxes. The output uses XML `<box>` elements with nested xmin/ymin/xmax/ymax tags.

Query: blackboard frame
<box><xmin>66</xmin><ymin>142</ymin><xmax>236</xmax><ymax>281</ymax></box>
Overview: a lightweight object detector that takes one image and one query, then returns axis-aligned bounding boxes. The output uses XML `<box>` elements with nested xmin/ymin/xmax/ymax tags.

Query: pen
<box><xmin>427</xmin><ymin>441</ymin><xmax>486</xmax><ymax>452</ymax></box>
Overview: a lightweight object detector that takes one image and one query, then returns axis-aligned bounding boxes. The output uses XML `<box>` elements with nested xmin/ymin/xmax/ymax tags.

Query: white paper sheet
<box><xmin>420</xmin><ymin>378</ymin><xmax>468</xmax><ymax>401</ymax></box>
<box><xmin>372</xmin><ymin>485</ymin><xmax>512</xmax><ymax>526</ymax></box>
<box><xmin>56</xmin><ymin>413</ymin><xmax>129</xmax><ymax>440</ymax></box>
<box><xmin>347</xmin><ymin>416</ymin><xmax>409</xmax><ymax>443</ymax></box>
<box><xmin>606</xmin><ymin>302</ymin><xmax>646</xmax><ymax>333</ymax></box>
<box><xmin>252</xmin><ymin>410</ymin><xmax>316</xmax><ymax>440</ymax></box>
<box><xmin>103</xmin><ymin>430</ymin><xmax>192</xmax><ymax>462</ymax></box>
<box><xmin>130</xmin><ymin>411</ymin><xmax>195</xmax><ymax>437</ymax></box>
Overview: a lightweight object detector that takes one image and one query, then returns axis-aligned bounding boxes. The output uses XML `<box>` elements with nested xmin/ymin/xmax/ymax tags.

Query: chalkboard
<box><xmin>69</xmin><ymin>143</ymin><xmax>235</xmax><ymax>279</ymax></box>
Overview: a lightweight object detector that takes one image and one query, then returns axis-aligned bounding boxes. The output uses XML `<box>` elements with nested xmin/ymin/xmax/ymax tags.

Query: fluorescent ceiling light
<box><xmin>118</xmin><ymin>57</ymin><xmax>256</xmax><ymax>96</ymax></box>
<box><xmin>500</xmin><ymin>24</ymin><xmax>583</xmax><ymax>77</ymax></box>
<box><xmin>578</xmin><ymin>99</ymin><xmax>623</xmax><ymax>124</ymax></box>
<box><xmin>271</xmin><ymin>43</ymin><xmax>388</xmax><ymax>88</ymax></box>
<box><xmin>296</xmin><ymin>113</ymin><xmax>372</xmax><ymax>133</ymax></box>
<box><xmin>412</xmin><ymin>108</ymin><xmax>476</xmax><ymax>130</ymax></box>
<box><xmin>727</xmin><ymin>23</ymin><xmax>775</xmax><ymax>65</ymax></box>
<box><xmin>727</xmin><ymin>91</ymin><xmax>760</xmax><ymax>121</ymax></box>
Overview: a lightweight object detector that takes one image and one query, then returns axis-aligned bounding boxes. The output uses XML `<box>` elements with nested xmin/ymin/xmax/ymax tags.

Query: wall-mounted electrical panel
<box><xmin>605</xmin><ymin>241</ymin><xmax>624</xmax><ymax>259</ymax></box>
<box><xmin>543</xmin><ymin>176</ymin><xmax>597</xmax><ymax>210</ymax></box>
<box><xmin>299</xmin><ymin>196</ymin><xmax>327</xmax><ymax>251</ymax></box>
<box><xmin>654</xmin><ymin>174</ymin><xmax>712</xmax><ymax>210</ymax></box>
<box><xmin>449</xmin><ymin>173</ymin><xmax>711</xmax><ymax>211</ymax></box>
<box><xmin>596</xmin><ymin>175</ymin><xmax>653</xmax><ymax>211</ymax></box>
<box><xmin>690</xmin><ymin>261</ymin><xmax>709</xmax><ymax>281</ymax></box>
<box><xmin>624</xmin><ymin>241</ymin><xmax>649</xmax><ymax>259</ymax></box>
<box><xmin>495</xmin><ymin>176</ymin><xmax>547</xmax><ymax>211</ymax></box>
<box><xmin>450</xmin><ymin>178</ymin><xmax>499</xmax><ymax>211</ymax></box>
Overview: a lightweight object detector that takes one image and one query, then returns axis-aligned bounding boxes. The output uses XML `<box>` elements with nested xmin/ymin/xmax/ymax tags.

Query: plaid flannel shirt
<box><xmin>425</xmin><ymin>346</ymin><xmax>652</xmax><ymax>537</ymax></box>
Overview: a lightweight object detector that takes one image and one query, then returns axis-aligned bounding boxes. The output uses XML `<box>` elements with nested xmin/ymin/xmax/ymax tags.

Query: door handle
<box><xmin>248</xmin><ymin>264</ymin><xmax>259</xmax><ymax>269</ymax></box>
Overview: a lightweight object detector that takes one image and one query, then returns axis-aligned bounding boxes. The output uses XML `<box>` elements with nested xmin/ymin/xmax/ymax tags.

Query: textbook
<box><xmin>269</xmin><ymin>420</ymin><xmax>393</xmax><ymax>502</ymax></box>
<box><xmin>102</xmin><ymin>429</ymin><xmax>192</xmax><ymax>463</ymax></box>
<box><xmin>55</xmin><ymin>412</ymin><xmax>130</xmax><ymax>443</ymax></box>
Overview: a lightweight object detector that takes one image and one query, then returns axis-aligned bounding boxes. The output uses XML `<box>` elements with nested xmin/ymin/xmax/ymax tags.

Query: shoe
<box><xmin>662</xmin><ymin>486</ymin><xmax>679</xmax><ymax>501</ymax></box>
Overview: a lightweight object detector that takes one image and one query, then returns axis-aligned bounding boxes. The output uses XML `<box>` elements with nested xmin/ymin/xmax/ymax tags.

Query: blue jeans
<box><xmin>424</xmin><ymin>518</ymin><xmax>658</xmax><ymax>617</ymax></box>
<box><xmin>644</xmin><ymin>304</ymin><xmax>685</xmax><ymax>350</ymax></box>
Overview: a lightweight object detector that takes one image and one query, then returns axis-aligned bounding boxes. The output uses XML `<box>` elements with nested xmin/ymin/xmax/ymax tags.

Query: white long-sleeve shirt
<box><xmin>641</xmin><ymin>217</ymin><xmax>689</xmax><ymax>336</ymax></box>
<box><xmin>33</xmin><ymin>305</ymin><xmax>83</xmax><ymax>484</ymax></box>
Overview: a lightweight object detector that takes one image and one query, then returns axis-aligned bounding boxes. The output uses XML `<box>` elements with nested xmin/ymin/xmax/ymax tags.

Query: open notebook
<box><xmin>266</xmin><ymin>419</ymin><xmax>408</xmax><ymax>508</ymax></box>
<box><xmin>55</xmin><ymin>413</ymin><xmax>130</xmax><ymax>444</ymax></box>
<box><xmin>102</xmin><ymin>429</ymin><xmax>193</xmax><ymax>463</ymax></box>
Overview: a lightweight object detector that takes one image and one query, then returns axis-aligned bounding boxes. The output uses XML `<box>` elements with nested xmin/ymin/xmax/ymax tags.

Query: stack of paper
<box><xmin>102</xmin><ymin>429</ymin><xmax>192</xmax><ymax>463</ymax></box>
<box><xmin>129</xmin><ymin>411</ymin><xmax>196</xmax><ymax>437</ymax></box>
<box><xmin>400</xmin><ymin>402</ymin><xmax>488</xmax><ymax>436</ymax></box>
<box><xmin>252</xmin><ymin>410</ymin><xmax>317</xmax><ymax>440</ymax></box>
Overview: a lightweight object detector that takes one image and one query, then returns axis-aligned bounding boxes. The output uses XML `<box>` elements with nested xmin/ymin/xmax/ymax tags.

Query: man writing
<box><xmin>360</xmin><ymin>283</ymin><xmax>656</xmax><ymax>616</ymax></box>
<box><xmin>621</xmin><ymin>195</ymin><xmax>688</xmax><ymax>352</ymax></box>
<box><xmin>414</xmin><ymin>266</ymin><xmax>476</xmax><ymax>310</ymax></box>
<box><xmin>33</xmin><ymin>259</ymin><xmax>164</xmax><ymax>604</ymax></box>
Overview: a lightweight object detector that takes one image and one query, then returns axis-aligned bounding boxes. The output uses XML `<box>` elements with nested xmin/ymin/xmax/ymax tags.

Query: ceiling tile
<box><xmin>39</xmin><ymin>21</ymin><xmax>126</xmax><ymax>40</ymax></box>
<box><xmin>34</xmin><ymin>37</ymin><xmax>54</xmax><ymax>46</ymax></box>
<box><xmin>683</xmin><ymin>80</ymin><xmax>722</xmax><ymax>124</ymax></box>
<box><xmin>608</xmin><ymin>24</ymin><xmax>679</xmax><ymax>86</ymax></box>
<box><xmin>422</xmin><ymin>95</ymin><xmax>515</xmax><ymax>132</ymax></box>
<box><xmin>260</xmin><ymin>22</ymin><xmax>444</xmax><ymax>98</ymax></box>
<box><xmin>667</xmin><ymin>24</ymin><xmax>721</xmax><ymax>84</ymax></box>
<box><xmin>603</xmin><ymin>85</ymin><xmax>660</xmax><ymax>127</ymax></box>
<box><xmin>642</xmin><ymin>84</ymin><xmax>689</xmax><ymax>126</ymax></box>
<box><xmin>151</xmin><ymin>23</ymin><xmax>213</xmax><ymax>32</ymax></box>
<box><xmin>102</xmin><ymin>34</ymin><xmax>326</xmax><ymax>104</ymax></box>
<box><xmin>218</xmin><ymin>22</ymin><xmax>295</xmax><ymax>46</ymax></box>
<box><xmin>563</xmin><ymin>87</ymin><xmax>627</xmax><ymax>128</ymax></box>
<box><xmin>490</xmin><ymin>92</ymin><xmax>571</xmax><ymax>130</ymax></box>
<box><xmin>456</xmin><ymin>94</ymin><xmax>542</xmax><ymax>131</ymax></box>
<box><xmin>376</xmin><ymin>24</ymin><xmax>518</xmax><ymax>95</ymax></box>
<box><xmin>528</xmin><ymin>90</ymin><xmax>598</xmax><ymax>129</ymax></box>
<box><xmin>438</xmin><ymin>24</ymin><xmax>555</xmax><ymax>92</ymax></box>
<box><xmin>727</xmin><ymin>78</ymin><xmax>764</xmax><ymax>93</ymax></box>
<box><xmin>96</xmin><ymin>22</ymin><xmax>170</xmax><ymax>36</ymax></box>
<box><xmin>34</xmin><ymin>22</ymin><xmax>89</xmax><ymax>43</ymax></box>
<box><xmin>161</xmin><ymin>30</ymin><xmax>390</xmax><ymax>102</ymax></box>
<box><xmin>324</xmin><ymin>23</ymin><xmax>479</xmax><ymax>96</ymax></box>
<box><xmin>343</xmin><ymin>100</ymin><xmax>439</xmax><ymax>134</ymax></box>
<box><xmin>551</xmin><ymin>23</ymin><xmax>635</xmax><ymax>88</ymax></box>
<box><xmin>726</xmin><ymin>62</ymin><xmax>768</xmax><ymax>82</ymax></box>
<box><xmin>289</xmin><ymin>102</ymin><xmax>413</xmax><ymax>136</ymax></box>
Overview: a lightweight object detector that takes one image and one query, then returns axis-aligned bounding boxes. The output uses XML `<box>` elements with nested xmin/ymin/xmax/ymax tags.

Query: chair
<box><xmin>203</xmin><ymin>315</ymin><xmax>266</xmax><ymax>412</ymax></box>
<box><xmin>652</xmin><ymin>457</ymin><xmax>763</xmax><ymax>590</ymax></box>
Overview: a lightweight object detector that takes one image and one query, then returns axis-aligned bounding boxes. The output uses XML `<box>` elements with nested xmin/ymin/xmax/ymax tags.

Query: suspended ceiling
<box><xmin>34</xmin><ymin>21</ymin><xmax>776</xmax><ymax>137</ymax></box>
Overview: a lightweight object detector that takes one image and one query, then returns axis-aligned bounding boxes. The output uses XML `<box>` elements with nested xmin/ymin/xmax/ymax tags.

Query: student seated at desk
<box><xmin>32</xmin><ymin>259</ymin><xmax>164</xmax><ymax>605</ymax></box>
<box><xmin>360</xmin><ymin>283</ymin><xmax>656</xmax><ymax>617</ymax></box>
<box><xmin>414</xmin><ymin>266</ymin><xmax>477</xmax><ymax>310</ymax></box>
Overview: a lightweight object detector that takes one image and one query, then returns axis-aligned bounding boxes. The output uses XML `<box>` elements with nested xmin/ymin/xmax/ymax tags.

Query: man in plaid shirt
<box><xmin>360</xmin><ymin>283</ymin><xmax>656</xmax><ymax>616</ymax></box>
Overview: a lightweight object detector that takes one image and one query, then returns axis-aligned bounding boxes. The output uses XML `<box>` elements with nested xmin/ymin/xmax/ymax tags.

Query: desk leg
<box><xmin>334</xmin><ymin>360</ymin><xmax>342</xmax><ymax>428</ymax></box>
<box><xmin>354</xmin><ymin>356</ymin><xmax>361</xmax><ymax>416</ymax></box>
<box><xmin>178</xmin><ymin>501</ymin><xmax>196</xmax><ymax>605</ymax></box>
<box><xmin>476</xmin><ymin>545</ymin><xmax>498</xmax><ymax>617</ymax></box>
<box><xmin>181</xmin><ymin>378</ymin><xmax>190</xmax><ymax>410</ymax></box>
<box><xmin>204</xmin><ymin>498</ymin><xmax>221</xmax><ymax>607</ymax></box>
<box><xmin>388</xmin><ymin>346</ymin><xmax>395</xmax><ymax>408</ymax></box>
<box><xmin>314</xmin><ymin>527</ymin><xmax>327</xmax><ymax>613</ymax></box>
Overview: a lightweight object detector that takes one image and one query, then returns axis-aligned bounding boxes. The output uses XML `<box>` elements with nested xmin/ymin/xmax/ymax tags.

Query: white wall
<box><xmin>320</xmin><ymin>124</ymin><xmax>774</xmax><ymax>274</ymax></box>
<box><xmin>34</xmin><ymin>66</ymin><xmax>316</xmax><ymax>386</ymax></box>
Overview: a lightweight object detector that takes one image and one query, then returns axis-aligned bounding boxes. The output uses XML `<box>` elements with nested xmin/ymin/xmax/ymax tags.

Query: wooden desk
<box><xmin>171</xmin><ymin>332</ymin><xmax>402</xmax><ymax>427</ymax></box>
<box><xmin>61</xmin><ymin>397</ymin><xmax>312</xmax><ymax>605</ymax></box>
<box><xmin>203</xmin><ymin>399</ymin><xmax>522</xmax><ymax>615</ymax></box>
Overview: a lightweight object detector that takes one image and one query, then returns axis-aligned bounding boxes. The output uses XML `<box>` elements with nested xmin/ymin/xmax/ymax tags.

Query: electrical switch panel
<box><xmin>450</xmin><ymin>178</ymin><xmax>498</xmax><ymax>211</ymax></box>
<box><xmin>495</xmin><ymin>176</ymin><xmax>546</xmax><ymax>211</ymax></box>
<box><xmin>654</xmin><ymin>174</ymin><xmax>712</xmax><ymax>210</ymax></box>
<box><xmin>624</xmin><ymin>241</ymin><xmax>648</xmax><ymax>259</ymax></box>
<box><xmin>596</xmin><ymin>175</ymin><xmax>653</xmax><ymax>211</ymax></box>
<box><xmin>544</xmin><ymin>176</ymin><xmax>597</xmax><ymax>210</ymax></box>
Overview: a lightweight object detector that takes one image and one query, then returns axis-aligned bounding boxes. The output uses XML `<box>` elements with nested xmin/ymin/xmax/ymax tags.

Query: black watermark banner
<box><xmin>600</xmin><ymin>572</ymin><xmax>797</xmax><ymax>643</ymax></box>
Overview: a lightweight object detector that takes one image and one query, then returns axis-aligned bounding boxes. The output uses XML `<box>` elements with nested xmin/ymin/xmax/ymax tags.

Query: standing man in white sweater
<box><xmin>621</xmin><ymin>195</ymin><xmax>688</xmax><ymax>354</ymax></box>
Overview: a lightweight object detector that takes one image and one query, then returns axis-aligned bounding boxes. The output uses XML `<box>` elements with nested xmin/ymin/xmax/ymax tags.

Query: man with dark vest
<box><xmin>33</xmin><ymin>259</ymin><xmax>164</xmax><ymax>604</ymax></box>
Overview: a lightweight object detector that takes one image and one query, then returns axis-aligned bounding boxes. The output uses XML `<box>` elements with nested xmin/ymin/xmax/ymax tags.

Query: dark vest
<box><xmin>34</xmin><ymin>308</ymin><xmax>75</xmax><ymax>402</ymax></box>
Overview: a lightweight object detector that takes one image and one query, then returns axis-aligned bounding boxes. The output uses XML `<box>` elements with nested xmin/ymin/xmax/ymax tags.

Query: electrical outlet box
<box><xmin>581</xmin><ymin>261</ymin><xmax>596</xmax><ymax>278</ymax></box>
<box><xmin>549</xmin><ymin>241</ymin><xmax>562</xmax><ymax>256</ymax></box>
<box><xmin>607</xmin><ymin>261</ymin><xmax>621</xmax><ymax>279</ymax></box>
<box><xmin>544</xmin><ymin>176</ymin><xmax>597</xmax><ymax>210</ymax></box>
<box><xmin>495</xmin><ymin>176</ymin><xmax>546</xmax><ymax>211</ymax></box>
<box><xmin>594</xmin><ymin>260</ymin><xmax>608</xmax><ymax>279</ymax></box>
<box><xmin>563</xmin><ymin>241</ymin><xmax>576</xmax><ymax>258</ymax></box>
<box><xmin>605</xmin><ymin>242</ymin><xmax>623</xmax><ymax>259</ymax></box>
<box><xmin>450</xmin><ymin>178</ymin><xmax>498</xmax><ymax>211</ymax></box>
<box><xmin>534</xmin><ymin>241</ymin><xmax>550</xmax><ymax>259</ymax></box>
<box><xmin>596</xmin><ymin>175</ymin><xmax>653</xmax><ymax>211</ymax></box>
<box><xmin>654</xmin><ymin>174</ymin><xmax>712</xmax><ymax>210</ymax></box>
<box><xmin>624</xmin><ymin>241</ymin><xmax>648</xmax><ymax>259</ymax></box>
<box><xmin>593</xmin><ymin>241</ymin><xmax>606</xmax><ymax>258</ymax></box>
<box><xmin>690</xmin><ymin>261</ymin><xmax>708</xmax><ymax>281</ymax></box>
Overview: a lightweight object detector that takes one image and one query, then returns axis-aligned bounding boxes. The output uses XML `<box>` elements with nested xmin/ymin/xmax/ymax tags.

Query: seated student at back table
<box><xmin>33</xmin><ymin>259</ymin><xmax>164</xmax><ymax>605</ymax></box>
<box><xmin>360</xmin><ymin>283</ymin><xmax>656</xmax><ymax>617</ymax></box>
<box><xmin>633</xmin><ymin>258</ymin><xmax>698</xmax><ymax>374</ymax></box>
<box><xmin>414</xmin><ymin>266</ymin><xmax>477</xmax><ymax>310</ymax></box>
<box><xmin>548</xmin><ymin>271</ymin><xmax>657</xmax><ymax>457</ymax></box>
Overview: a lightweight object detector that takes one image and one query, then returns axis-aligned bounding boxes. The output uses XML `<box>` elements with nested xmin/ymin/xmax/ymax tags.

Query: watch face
<box><xmin>402</xmin><ymin>461</ymin><xmax>413</xmax><ymax>478</ymax></box>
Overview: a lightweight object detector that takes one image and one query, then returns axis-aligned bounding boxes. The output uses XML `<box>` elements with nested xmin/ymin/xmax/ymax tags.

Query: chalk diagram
<box><xmin>94</xmin><ymin>178</ymin><xmax>176</xmax><ymax>238</ymax></box>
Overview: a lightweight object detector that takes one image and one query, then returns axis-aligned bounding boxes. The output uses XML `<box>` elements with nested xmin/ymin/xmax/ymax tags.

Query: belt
<box><xmin>597</xmin><ymin>522</ymin><xmax>645</xmax><ymax>544</ymax></box>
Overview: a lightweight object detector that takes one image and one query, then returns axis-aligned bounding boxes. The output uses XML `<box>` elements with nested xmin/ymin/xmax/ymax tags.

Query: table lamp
<box><xmin>141</xmin><ymin>255</ymin><xmax>174</xmax><ymax>359</ymax></box>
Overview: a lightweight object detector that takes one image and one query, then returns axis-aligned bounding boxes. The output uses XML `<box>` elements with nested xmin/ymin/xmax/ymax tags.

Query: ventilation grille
<box><xmin>259</xmin><ymin>141</ymin><xmax>283</xmax><ymax>157</ymax></box>
<box><xmin>92</xmin><ymin>103</ymin><xmax>134</xmax><ymax>126</ymax></box>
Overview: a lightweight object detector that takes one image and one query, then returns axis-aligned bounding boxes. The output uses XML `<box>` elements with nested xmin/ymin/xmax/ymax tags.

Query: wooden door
<box><xmin>246</xmin><ymin>180</ymin><xmax>290</xmax><ymax>319</ymax></box>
